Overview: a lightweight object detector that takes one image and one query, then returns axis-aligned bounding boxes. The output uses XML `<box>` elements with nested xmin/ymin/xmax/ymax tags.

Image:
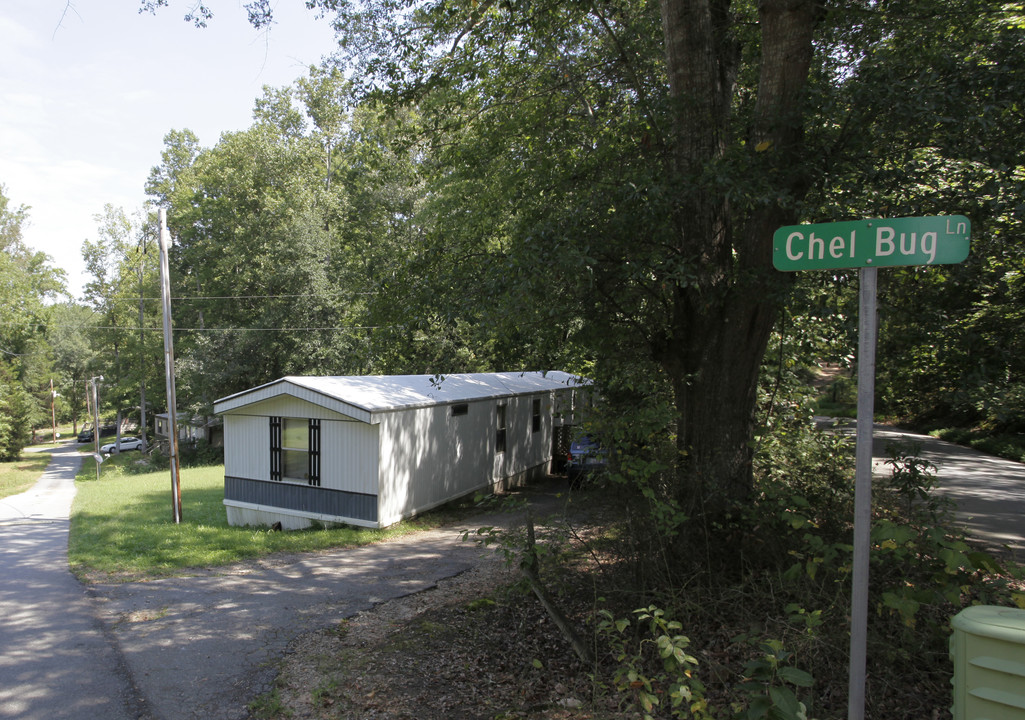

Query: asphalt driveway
<box><xmin>86</xmin><ymin>522</ymin><xmax>492</xmax><ymax>720</ymax></box>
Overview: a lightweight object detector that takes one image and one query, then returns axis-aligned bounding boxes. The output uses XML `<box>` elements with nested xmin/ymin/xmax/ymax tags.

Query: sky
<box><xmin>1</xmin><ymin>0</ymin><xmax>340</xmax><ymax>299</ymax></box>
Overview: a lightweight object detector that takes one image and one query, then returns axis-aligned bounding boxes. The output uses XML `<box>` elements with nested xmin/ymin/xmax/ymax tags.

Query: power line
<box><xmin>175</xmin><ymin>325</ymin><xmax>396</xmax><ymax>333</ymax></box>
<box><xmin>95</xmin><ymin>291</ymin><xmax>378</xmax><ymax>303</ymax></box>
<box><xmin>1</xmin><ymin>323</ymin><xmax>399</xmax><ymax>333</ymax></box>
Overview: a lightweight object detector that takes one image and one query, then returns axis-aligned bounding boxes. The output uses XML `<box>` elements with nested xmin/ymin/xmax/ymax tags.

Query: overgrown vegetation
<box><xmin>465</xmin><ymin>418</ymin><xmax>1024</xmax><ymax>719</ymax></box>
<box><xmin>928</xmin><ymin>427</ymin><xmax>1025</xmax><ymax>465</ymax></box>
<box><xmin>247</xmin><ymin>416</ymin><xmax>1023</xmax><ymax>719</ymax></box>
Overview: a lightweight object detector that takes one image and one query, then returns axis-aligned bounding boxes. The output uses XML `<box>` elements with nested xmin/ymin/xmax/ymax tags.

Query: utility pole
<box><xmin>50</xmin><ymin>378</ymin><xmax>57</xmax><ymax>443</ymax></box>
<box><xmin>84</xmin><ymin>378</ymin><xmax>91</xmax><ymax>436</ymax></box>
<box><xmin>139</xmin><ymin>231</ymin><xmax>149</xmax><ymax>453</ymax></box>
<box><xmin>158</xmin><ymin>209</ymin><xmax>183</xmax><ymax>524</ymax></box>
<box><xmin>90</xmin><ymin>375</ymin><xmax>104</xmax><ymax>481</ymax></box>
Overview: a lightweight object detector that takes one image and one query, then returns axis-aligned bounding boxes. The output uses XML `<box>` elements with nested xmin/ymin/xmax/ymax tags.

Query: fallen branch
<box><xmin>520</xmin><ymin>512</ymin><xmax>594</xmax><ymax>666</ymax></box>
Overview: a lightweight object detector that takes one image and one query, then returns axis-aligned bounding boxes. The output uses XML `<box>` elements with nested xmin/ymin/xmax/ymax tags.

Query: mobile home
<box><xmin>212</xmin><ymin>371</ymin><xmax>585</xmax><ymax>529</ymax></box>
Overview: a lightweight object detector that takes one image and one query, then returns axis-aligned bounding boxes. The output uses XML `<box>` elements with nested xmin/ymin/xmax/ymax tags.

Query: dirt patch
<box><xmin>810</xmin><ymin>362</ymin><xmax>850</xmax><ymax>390</ymax></box>
<box><xmin>267</xmin><ymin>550</ymin><xmax>616</xmax><ymax>720</ymax></box>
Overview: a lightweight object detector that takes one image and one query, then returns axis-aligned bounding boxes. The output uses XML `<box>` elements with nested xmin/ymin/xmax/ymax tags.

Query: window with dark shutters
<box><xmin>270</xmin><ymin>416</ymin><xmax>282</xmax><ymax>482</ymax></box>
<box><xmin>308</xmin><ymin>419</ymin><xmax>321</xmax><ymax>486</ymax></box>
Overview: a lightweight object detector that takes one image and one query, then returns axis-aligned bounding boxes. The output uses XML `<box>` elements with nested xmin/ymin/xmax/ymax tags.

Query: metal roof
<box><xmin>213</xmin><ymin>371</ymin><xmax>585</xmax><ymax>417</ymax></box>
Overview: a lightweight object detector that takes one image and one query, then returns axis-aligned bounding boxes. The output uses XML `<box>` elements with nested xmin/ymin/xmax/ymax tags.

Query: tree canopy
<box><xmin>0</xmin><ymin>184</ymin><xmax>66</xmax><ymax>455</ymax></box>
<box><xmin>129</xmin><ymin>0</ymin><xmax>1025</xmax><ymax>529</ymax></box>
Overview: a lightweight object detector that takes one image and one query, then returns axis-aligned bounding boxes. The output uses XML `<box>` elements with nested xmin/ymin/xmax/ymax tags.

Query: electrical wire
<box><xmin>95</xmin><ymin>291</ymin><xmax>377</xmax><ymax>303</ymax></box>
<box><xmin>0</xmin><ymin>323</ymin><xmax>399</xmax><ymax>334</ymax></box>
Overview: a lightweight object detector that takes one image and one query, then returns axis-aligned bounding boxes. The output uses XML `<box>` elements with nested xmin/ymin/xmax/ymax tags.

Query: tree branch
<box><xmin>519</xmin><ymin>513</ymin><xmax>594</xmax><ymax>666</ymax></box>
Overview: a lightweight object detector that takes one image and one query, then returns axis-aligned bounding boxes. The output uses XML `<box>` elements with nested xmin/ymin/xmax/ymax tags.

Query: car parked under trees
<box><xmin>100</xmin><ymin>437</ymin><xmax>143</xmax><ymax>454</ymax></box>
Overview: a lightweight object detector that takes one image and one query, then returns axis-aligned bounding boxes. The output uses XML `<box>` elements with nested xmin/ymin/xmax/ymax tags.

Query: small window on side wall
<box><xmin>532</xmin><ymin>398</ymin><xmax>541</xmax><ymax>433</ymax></box>
<box><xmin>496</xmin><ymin>405</ymin><xmax>507</xmax><ymax>454</ymax></box>
<box><xmin>451</xmin><ymin>403</ymin><xmax>469</xmax><ymax>417</ymax></box>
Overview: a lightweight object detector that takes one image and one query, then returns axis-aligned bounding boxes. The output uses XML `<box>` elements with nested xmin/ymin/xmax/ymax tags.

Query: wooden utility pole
<box><xmin>50</xmin><ymin>379</ymin><xmax>57</xmax><ymax>443</ymax></box>
<box><xmin>139</xmin><ymin>233</ymin><xmax>148</xmax><ymax>453</ymax></box>
<box><xmin>91</xmin><ymin>376</ymin><xmax>103</xmax><ymax>482</ymax></box>
<box><xmin>158</xmin><ymin>209</ymin><xmax>182</xmax><ymax>524</ymax></box>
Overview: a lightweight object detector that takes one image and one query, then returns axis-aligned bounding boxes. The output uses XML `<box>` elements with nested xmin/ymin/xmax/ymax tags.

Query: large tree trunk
<box><xmin>658</xmin><ymin>0</ymin><xmax>821</xmax><ymax>518</ymax></box>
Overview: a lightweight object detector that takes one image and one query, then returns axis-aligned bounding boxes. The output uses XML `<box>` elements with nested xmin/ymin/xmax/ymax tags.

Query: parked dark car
<box><xmin>566</xmin><ymin>435</ymin><xmax>607</xmax><ymax>487</ymax></box>
<box><xmin>77</xmin><ymin>428</ymin><xmax>94</xmax><ymax>443</ymax></box>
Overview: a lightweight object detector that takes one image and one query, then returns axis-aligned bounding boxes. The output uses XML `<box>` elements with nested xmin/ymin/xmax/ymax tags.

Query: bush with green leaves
<box><xmin>735</xmin><ymin>638</ymin><xmax>814</xmax><ymax>720</ymax></box>
<box><xmin>461</xmin><ymin>401</ymin><xmax>1021</xmax><ymax>717</ymax></box>
<box><xmin>596</xmin><ymin>605</ymin><xmax>709</xmax><ymax>719</ymax></box>
<box><xmin>0</xmin><ymin>364</ymin><xmax>33</xmax><ymax>461</ymax></box>
<box><xmin>883</xmin><ymin>438</ymin><xmax>940</xmax><ymax>519</ymax></box>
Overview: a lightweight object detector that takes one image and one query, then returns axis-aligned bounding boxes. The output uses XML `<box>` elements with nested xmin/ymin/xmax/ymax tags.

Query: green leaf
<box><xmin>967</xmin><ymin>551</ymin><xmax>1004</xmax><ymax>575</ymax></box>
<box><xmin>747</xmin><ymin>695</ymin><xmax>771</xmax><ymax>720</ymax></box>
<box><xmin>778</xmin><ymin>666</ymin><xmax>814</xmax><ymax>688</ymax></box>
<box><xmin>768</xmin><ymin>686</ymin><xmax>801</xmax><ymax>716</ymax></box>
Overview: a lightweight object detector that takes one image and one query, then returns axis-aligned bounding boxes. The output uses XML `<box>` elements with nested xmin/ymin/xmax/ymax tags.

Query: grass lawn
<box><xmin>68</xmin><ymin>454</ymin><xmax>440</xmax><ymax>583</ymax></box>
<box><xmin>0</xmin><ymin>452</ymin><xmax>52</xmax><ymax>501</ymax></box>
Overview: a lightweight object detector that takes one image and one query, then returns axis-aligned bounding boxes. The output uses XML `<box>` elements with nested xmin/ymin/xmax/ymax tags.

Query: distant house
<box><xmin>212</xmin><ymin>372</ymin><xmax>587</xmax><ymax>530</ymax></box>
<box><xmin>154</xmin><ymin>413</ymin><xmax>222</xmax><ymax>447</ymax></box>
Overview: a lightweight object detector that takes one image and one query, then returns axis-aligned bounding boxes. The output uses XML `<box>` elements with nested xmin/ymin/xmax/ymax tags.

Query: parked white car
<box><xmin>100</xmin><ymin>437</ymin><xmax>143</xmax><ymax>454</ymax></box>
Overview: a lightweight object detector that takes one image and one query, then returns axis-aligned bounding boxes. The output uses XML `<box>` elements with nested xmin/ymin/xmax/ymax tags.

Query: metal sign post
<box><xmin>773</xmin><ymin>216</ymin><xmax>970</xmax><ymax>720</ymax></box>
<box><xmin>848</xmin><ymin>266</ymin><xmax>877</xmax><ymax>720</ymax></box>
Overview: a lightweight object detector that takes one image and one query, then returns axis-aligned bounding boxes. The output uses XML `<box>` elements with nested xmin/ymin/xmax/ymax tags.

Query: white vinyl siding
<box><xmin>376</xmin><ymin>394</ymin><xmax>554</xmax><ymax>527</ymax></box>
<box><xmin>241</xmin><ymin>394</ymin><xmax>369</xmax><ymax>424</ymax></box>
<box><xmin>224</xmin><ymin>414</ymin><xmax>273</xmax><ymax>481</ymax></box>
<box><xmin>377</xmin><ymin>400</ymin><xmax>492</xmax><ymax>527</ymax></box>
<box><xmin>499</xmin><ymin>394</ymin><xmax>549</xmax><ymax>474</ymax></box>
<box><xmin>223</xmin><ymin>399</ymin><xmax>376</xmax><ymax>491</ymax></box>
<box><xmin>319</xmin><ymin>419</ymin><xmax>379</xmax><ymax>496</ymax></box>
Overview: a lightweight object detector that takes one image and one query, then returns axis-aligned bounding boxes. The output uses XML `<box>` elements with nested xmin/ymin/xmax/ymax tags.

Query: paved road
<box><xmin>868</xmin><ymin>424</ymin><xmax>1025</xmax><ymax>557</ymax></box>
<box><xmin>0</xmin><ymin>444</ymin><xmax>143</xmax><ymax>720</ymax></box>
<box><xmin>1</xmin><ymin>430</ymin><xmax>1021</xmax><ymax>719</ymax></box>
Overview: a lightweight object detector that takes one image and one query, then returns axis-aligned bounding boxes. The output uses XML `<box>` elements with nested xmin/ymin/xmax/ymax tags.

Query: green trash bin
<box><xmin>951</xmin><ymin>605</ymin><xmax>1025</xmax><ymax>719</ymax></box>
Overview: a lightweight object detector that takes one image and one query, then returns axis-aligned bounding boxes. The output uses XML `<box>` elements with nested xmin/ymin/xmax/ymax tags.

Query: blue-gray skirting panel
<box><xmin>224</xmin><ymin>476</ymin><xmax>378</xmax><ymax>523</ymax></box>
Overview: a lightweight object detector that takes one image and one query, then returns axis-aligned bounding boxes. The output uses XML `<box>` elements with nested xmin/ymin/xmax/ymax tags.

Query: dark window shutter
<box><xmin>308</xmin><ymin>419</ymin><xmax>321</xmax><ymax>487</ymax></box>
<box><xmin>270</xmin><ymin>416</ymin><xmax>282</xmax><ymax>482</ymax></box>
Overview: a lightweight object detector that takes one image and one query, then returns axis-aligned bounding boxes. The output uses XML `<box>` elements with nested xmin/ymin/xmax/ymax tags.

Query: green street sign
<box><xmin>773</xmin><ymin>215</ymin><xmax>971</xmax><ymax>271</ymax></box>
